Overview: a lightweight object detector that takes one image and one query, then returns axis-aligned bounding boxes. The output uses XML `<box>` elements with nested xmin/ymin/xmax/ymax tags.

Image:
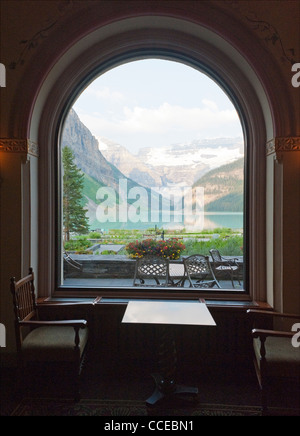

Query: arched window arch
<box><xmin>29</xmin><ymin>17</ymin><xmax>270</xmax><ymax>301</ymax></box>
<box><xmin>59</xmin><ymin>57</ymin><xmax>246</xmax><ymax>296</ymax></box>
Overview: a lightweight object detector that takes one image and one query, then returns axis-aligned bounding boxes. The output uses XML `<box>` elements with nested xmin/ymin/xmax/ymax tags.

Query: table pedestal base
<box><xmin>146</xmin><ymin>373</ymin><xmax>199</xmax><ymax>407</ymax></box>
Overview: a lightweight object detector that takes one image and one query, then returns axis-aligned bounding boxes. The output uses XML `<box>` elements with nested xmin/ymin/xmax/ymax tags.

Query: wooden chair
<box><xmin>247</xmin><ymin>309</ymin><xmax>300</xmax><ymax>414</ymax></box>
<box><xmin>133</xmin><ymin>256</ymin><xmax>169</xmax><ymax>287</ymax></box>
<box><xmin>183</xmin><ymin>254</ymin><xmax>221</xmax><ymax>288</ymax></box>
<box><xmin>11</xmin><ymin>268</ymin><xmax>89</xmax><ymax>401</ymax></box>
<box><xmin>209</xmin><ymin>248</ymin><xmax>241</xmax><ymax>288</ymax></box>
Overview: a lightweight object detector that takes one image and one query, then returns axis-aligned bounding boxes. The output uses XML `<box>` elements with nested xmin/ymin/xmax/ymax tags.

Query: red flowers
<box><xmin>125</xmin><ymin>238</ymin><xmax>185</xmax><ymax>259</ymax></box>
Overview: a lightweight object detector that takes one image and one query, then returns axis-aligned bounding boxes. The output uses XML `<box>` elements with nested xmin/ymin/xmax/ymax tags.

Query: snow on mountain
<box><xmin>98</xmin><ymin>136</ymin><xmax>244</xmax><ymax>189</ymax></box>
<box><xmin>137</xmin><ymin>138</ymin><xmax>244</xmax><ymax>170</ymax></box>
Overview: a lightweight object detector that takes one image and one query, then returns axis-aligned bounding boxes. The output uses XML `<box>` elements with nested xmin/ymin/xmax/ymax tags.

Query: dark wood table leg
<box><xmin>146</xmin><ymin>325</ymin><xmax>198</xmax><ymax>406</ymax></box>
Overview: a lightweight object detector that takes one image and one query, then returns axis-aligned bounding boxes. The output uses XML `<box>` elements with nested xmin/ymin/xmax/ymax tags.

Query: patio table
<box><xmin>122</xmin><ymin>300</ymin><xmax>216</xmax><ymax>406</ymax></box>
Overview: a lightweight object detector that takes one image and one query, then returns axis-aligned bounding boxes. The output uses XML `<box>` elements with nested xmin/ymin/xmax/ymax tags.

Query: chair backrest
<box><xmin>183</xmin><ymin>254</ymin><xmax>220</xmax><ymax>288</ymax></box>
<box><xmin>10</xmin><ymin>267</ymin><xmax>37</xmax><ymax>323</ymax></box>
<box><xmin>133</xmin><ymin>256</ymin><xmax>169</xmax><ymax>286</ymax></box>
<box><xmin>184</xmin><ymin>254</ymin><xmax>212</xmax><ymax>277</ymax></box>
<box><xmin>209</xmin><ymin>249</ymin><xmax>222</xmax><ymax>262</ymax></box>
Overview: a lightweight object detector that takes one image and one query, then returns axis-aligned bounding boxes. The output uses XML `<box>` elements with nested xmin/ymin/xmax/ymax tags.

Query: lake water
<box><xmin>203</xmin><ymin>212</ymin><xmax>243</xmax><ymax>230</ymax></box>
<box><xmin>90</xmin><ymin>212</ymin><xmax>243</xmax><ymax>232</ymax></box>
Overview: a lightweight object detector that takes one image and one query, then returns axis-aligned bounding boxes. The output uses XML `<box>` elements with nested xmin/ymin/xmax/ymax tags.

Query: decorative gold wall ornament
<box><xmin>266</xmin><ymin>137</ymin><xmax>300</xmax><ymax>157</ymax></box>
<box><xmin>0</xmin><ymin>139</ymin><xmax>39</xmax><ymax>157</ymax></box>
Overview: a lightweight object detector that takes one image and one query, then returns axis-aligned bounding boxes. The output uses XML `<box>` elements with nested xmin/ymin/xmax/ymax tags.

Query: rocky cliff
<box><xmin>99</xmin><ymin>136</ymin><xmax>243</xmax><ymax>190</ymax></box>
<box><xmin>61</xmin><ymin>109</ymin><xmax>133</xmax><ymax>192</ymax></box>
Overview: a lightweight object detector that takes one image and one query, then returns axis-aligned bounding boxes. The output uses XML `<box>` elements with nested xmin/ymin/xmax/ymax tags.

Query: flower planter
<box><xmin>125</xmin><ymin>238</ymin><xmax>186</xmax><ymax>260</ymax></box>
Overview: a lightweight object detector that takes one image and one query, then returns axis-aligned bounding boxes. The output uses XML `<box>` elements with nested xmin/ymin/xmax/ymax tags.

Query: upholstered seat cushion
<box><xmin>253</xmin><ymin>336</ymin><xmax>300</xmax><ymax>378</ymax></box>
<box><xmin>22</xmin><ymin>326</ymin><xmax>88</xmax><ymax>362</ymax></box>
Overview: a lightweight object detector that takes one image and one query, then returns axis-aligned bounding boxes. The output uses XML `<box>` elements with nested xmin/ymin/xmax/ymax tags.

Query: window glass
<box><xmin>59</xmin><ymin>59</ymin><xmax>245</xmax><ymax>293</ymax></box>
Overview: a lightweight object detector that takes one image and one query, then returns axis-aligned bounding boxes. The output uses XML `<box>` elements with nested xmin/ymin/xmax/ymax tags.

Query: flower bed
<box><xmin>125</xmin><ymin>238</ymin><xmax>186</xmax><ymax>260</ymax></box>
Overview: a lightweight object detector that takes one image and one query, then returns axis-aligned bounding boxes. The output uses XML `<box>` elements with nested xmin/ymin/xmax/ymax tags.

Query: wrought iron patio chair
<box><xmin>133</xmin><ymin>256</ymin><xmax>169</xmax><ymax>287</ymax></box>
<box><xmin>183</xmin><ymin>254</ymin><xmax>221</xmax><ymax>288</ymax></box>
<box><xmin>63</xmin><ymin>251</ymin><xmax>83</xmax><ymax>271</ymax></box>
<box><xmin>209</xmin><ymin>248</ymin><xmax>241</xmax><ymax>288</ymax></box>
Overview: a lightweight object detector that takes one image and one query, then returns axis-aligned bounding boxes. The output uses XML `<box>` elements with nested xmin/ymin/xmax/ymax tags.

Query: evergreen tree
<box><xmin>62</xmin><ymin>146</ymin><xmax>89</xmax><ymax>241</ymax></box>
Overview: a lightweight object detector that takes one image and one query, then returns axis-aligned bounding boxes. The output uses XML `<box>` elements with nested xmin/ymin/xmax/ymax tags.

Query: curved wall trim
<box><xmin>26</xmin><ymin>16</ymin><xmax>271</xmax><ymax>300</ymax></box>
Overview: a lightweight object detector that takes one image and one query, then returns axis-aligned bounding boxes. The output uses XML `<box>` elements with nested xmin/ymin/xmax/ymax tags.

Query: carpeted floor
<box><xmin>2</xmin><ymin>353</ymin><xmax>299</xmax><ymax>416</ymax></box>
<box><xmin>11</xmin><ymin>398</ymin><xmax>262</xmax><ymax>416</ymax></box>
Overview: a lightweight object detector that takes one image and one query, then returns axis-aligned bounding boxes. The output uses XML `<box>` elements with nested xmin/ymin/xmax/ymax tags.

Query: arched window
<box><xmin>30</xmin><ymin>17</ymin><xmax>269</xmax><ymax>301</ymax></box>
<box><xmin>59</xmin><ymin>58</ymin><xmax>246</xmax><ymax>296</ymax></box>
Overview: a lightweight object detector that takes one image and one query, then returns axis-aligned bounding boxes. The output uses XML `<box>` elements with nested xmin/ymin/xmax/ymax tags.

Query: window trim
<box><xmin>56</xmin><ymin>53</ymin><xmax>248</xmax><ymax>299</ymax></box>
<box><xmin>33</xmin><ymin>18</ymin><xmax>268</xmax><ymax>302</ymax></box>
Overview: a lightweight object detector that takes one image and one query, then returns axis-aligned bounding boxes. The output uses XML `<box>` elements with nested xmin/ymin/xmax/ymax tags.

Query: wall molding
<box><xmin>0</xmin><ymin>139</ymin><xmax>39</xmax><ymax>157</ymax></box>
<box><xmin>266</xmin><ymin>137</ymin><xmax>300</xmax><ymax>157</ymax></box>
<box><xmin>228</xmin><ymin>1</ymin><xmax>298</xmax><ymax>66</ymax></box>
<box><xmin>8</xmin><ymin>1</ymin><xmax>79</xmax><ymax>70</ymax></box>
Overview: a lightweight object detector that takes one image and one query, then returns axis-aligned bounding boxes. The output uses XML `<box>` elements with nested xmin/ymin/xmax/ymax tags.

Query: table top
<box><xmin>122</xmin><ymin>300</ymin><xmax>216</xmax><ymax>326</ymax></box>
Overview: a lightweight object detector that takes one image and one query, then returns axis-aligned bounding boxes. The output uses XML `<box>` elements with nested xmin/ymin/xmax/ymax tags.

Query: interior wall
<box><xmin>282</xmin><ymin>151</ymin><xmax>300</xmax><ymax>312</ymax></box>
<box><xmin>1</xmin><ymin>1</ymin><xmax>300</xmax><ymax>364</ymax></box>
<box><xmin>0</xmin><ymin>154</ymin><xmax>23</xmax><ymax>357</ymax></box>
<box><xmin>31</xmin><ymin>16</ymin><xmax>270</xmax><ymax>304</ymax></box>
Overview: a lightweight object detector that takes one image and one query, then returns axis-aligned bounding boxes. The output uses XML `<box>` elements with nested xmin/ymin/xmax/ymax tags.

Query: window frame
<box><xmin>55</xmin><ymin>53</ymin><xmax>249</xmax><ymax>301</ymax></box>
<box><xmin>33</xmin><ymin>20</ymin><xmax>268</xmax><ymax>303</ymax></box>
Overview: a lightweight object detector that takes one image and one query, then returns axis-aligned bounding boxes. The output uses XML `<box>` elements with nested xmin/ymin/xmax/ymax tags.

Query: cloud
<box><xmin>202</xmin><ymin>99</ymin><xmax>219</xmax><ymax>111</ymax></box>
<box><xmin>85</xmin><ymin>86</ymin><xmax>124</xmax><ymax>103</ymax></box>
<box><xmin>87</xmin><ymin>102</ymin><xmax>239</xmax><ymax>133</ymax></box>
<box><xmin>76</xmin><ymin>101</ymin><xmax>242</xmax><ymax>152</ymax></box>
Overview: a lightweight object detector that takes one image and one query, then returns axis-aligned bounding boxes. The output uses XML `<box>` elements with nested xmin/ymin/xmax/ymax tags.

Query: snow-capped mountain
<box><xmin>98</xmin><ymin>136</ymin><xmax>244</xmax><ymax>189</ymax></box>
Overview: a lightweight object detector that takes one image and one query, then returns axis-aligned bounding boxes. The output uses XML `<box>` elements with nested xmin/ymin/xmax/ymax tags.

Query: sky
<box><xmin>73</xmin><ymin>59</ymin><xmax>243</xmax><ymax>155</ymax></box>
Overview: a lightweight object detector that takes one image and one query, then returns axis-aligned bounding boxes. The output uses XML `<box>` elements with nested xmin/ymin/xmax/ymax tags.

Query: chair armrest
<box><xmin>220</xmin><ymin>256</ymin><xmax>239</xmax><ymax>264</ymax></box>
<box><xmin>218</xmin><ymin>261</ymin><xmax>236</xmax><ymax>267</ymax></box>
<box><xmin>214</xmin><ymin>258</ymin><xmax>238</xmax><ymax>268</ymax></box>
<box><xmin>19</xmin><ymin>319</ymin><xmax>87</xmax><ymax>328</ymax></box>
<box><xmin>247</xmin><ymin>309</ymin><xmax>300</xmax><ymax>319</ymax></box>
<box><xmin>252</xmin><ymin>328</ymin><xmax>295</xmax><ymax>339</ymax></box>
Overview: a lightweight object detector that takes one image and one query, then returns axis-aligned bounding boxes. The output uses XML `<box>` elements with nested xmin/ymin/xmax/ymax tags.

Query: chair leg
<box><xmin>260</xmin><ymin>384</ymin><xmax>268</xmax><ymax>415</ymax></box>
<box><xmin>229</xmin><ymin>271</ymin><xmax>235</xmax><ymax>288</ymax></box>
<box><xmin>74</xmin><ymin>377</ymin><xmax>81</xmax><ymax>402</ymax></box>
<box><xmin>257</xmin><ymin>369</ymin><xmax>269</xmax><ymax>415</ymax></box>
<box><xmin>14</xmin><ymin>362</ymin><xmax>25</xmax><ymax>401</ymax></box>
<box><xmin>73</xmin><ymin>361</ymin><xmax>81</xmax><ymax>402</ymax></box>
<box><xmin>74</xmin><ymin>351</ymin><xmax>88</xmax><ymax>402</ymax></box>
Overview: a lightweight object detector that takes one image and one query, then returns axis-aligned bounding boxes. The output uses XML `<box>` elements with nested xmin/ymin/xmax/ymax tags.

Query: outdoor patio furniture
<box><xmin>63</xmin><ymin>251</ymin><xmax>83</xmax><ymax>271</ymax></box>
<box><xmin>133</xmin><ymin>255</ymin><xmax>169</xmax><ymax>287</ymax></box>
<box><xmin>168</xmin><ymin>262</ymin><xmax>186</xmax><ymax>287</ymax></box>
<box><xmin>209</xmin><ymin>249</ymin><xmax>241</xmax><ymax>288</ymax></box>
<box><xmin>183</xmin><ymin>254</ymin><xmax>221</xmax><ymax>288</ymax></box>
